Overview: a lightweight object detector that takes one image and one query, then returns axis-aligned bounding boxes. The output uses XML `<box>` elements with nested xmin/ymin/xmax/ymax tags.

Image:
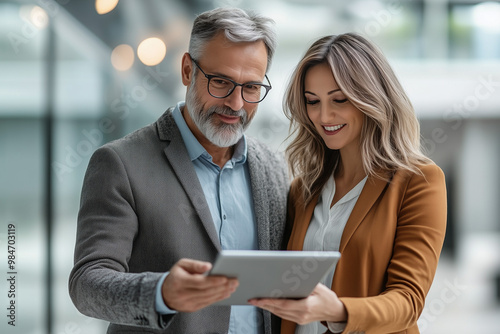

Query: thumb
<box><xmin>177</xmin><ymin>258</ymin><xmax>212</xmax><ymax>274</ymax></box>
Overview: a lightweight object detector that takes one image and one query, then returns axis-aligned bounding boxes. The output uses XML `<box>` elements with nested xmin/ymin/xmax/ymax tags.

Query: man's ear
<box><xmin>181</xmin><ymin>53</ymin><xmax>193</xmax><ymax>87</ymax></box>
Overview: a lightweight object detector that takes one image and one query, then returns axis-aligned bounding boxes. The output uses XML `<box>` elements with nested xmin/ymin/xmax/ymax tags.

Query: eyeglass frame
<box><xmin>189</xmin><ymin>55</ymin><xmax>272</xmax><ymax>103</ymax></box>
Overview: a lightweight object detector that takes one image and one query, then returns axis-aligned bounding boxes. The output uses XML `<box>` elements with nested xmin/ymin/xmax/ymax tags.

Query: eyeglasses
<box><xmin>190</xmin><ymin>57</ymin><xmax>272</xmax><ymax>103</ymax></box>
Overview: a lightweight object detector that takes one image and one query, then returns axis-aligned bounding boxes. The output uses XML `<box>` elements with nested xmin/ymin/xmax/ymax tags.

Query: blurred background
<box><xmin>1</xmin><ymin>0</ymin><xmax>499</xmax><ymax>333</ymax></box>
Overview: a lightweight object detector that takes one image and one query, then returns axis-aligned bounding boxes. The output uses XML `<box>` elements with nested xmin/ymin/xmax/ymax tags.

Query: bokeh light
<box><xmin>95</xmin><ymin>0</ymin><xmax>119</xmax><ymax>15</ymax></box>
<box><xmin>137</xmin><ymin>37</ymin><xmax>167</xmax><ymax>66</ymax></box>
<box><xmin>111</xmin><ymin>44</ymin><xmax>134</xmax><ymax>71</ymax></box>
<box><xmin>30</xmin><ymin>6</ymin><xmax>49</xmax><ymax>29</ymax></box>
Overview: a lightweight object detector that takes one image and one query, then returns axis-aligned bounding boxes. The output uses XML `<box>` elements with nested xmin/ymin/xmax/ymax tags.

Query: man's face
<box><xmin>182</xmin><ymin>33</ymin><xmax>268</xmax><ymax>148</ymax></box>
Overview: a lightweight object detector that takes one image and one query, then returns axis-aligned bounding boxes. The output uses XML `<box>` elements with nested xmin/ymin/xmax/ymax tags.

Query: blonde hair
<box><xmin>284</xmin><ymin>33</ymin><xmax>432</xmax><ymax>204</ymax></box>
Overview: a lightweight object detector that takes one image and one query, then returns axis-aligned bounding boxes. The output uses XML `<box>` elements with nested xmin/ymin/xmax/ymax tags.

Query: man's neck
<box><xmin>206</xmin><ymin>144</ymin><xmax>234</xmax><ymax>168</ymax></box>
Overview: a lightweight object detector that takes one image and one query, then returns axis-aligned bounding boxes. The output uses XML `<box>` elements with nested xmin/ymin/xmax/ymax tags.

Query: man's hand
<box><xmin>162</xmin><ymin>258</ymin><xmax>238</xmax><ymax>312</ymax></box>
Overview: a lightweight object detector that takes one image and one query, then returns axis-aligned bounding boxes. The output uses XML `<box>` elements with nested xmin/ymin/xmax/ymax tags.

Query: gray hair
<box><xmin>188</xmin><ymin>7</ymin><xmax>277</xmax><ymax>72</ymax></box>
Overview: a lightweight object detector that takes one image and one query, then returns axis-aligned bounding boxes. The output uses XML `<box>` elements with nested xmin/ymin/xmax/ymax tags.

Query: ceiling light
<box><xmin>137</xmin><ymin>37</ymin><xmax>167</xmax><ymax>66</ymax></box>
<box><xmin>111</xmin><ymin>44</ymin><xmax>134</xmax><ymax>71</ymax></box>
<box><xmin>30</xmin><ymin>6</ymin><xmax>49</xmax><ymax>29</ymax></box>
<box><xmin>95</xmin><ymin>0</ymin><xmax>119</xmax><ymax>15</ymax></box>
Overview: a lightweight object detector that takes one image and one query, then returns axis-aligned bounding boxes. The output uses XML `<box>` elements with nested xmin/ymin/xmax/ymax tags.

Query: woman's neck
<box><xmin>335</xmin><ymin>149</ymin><xmax>365</xmax><ymax>184</ymax></box>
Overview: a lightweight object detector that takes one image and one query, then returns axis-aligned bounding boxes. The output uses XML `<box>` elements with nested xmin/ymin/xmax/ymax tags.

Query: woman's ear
<box><xmin>181</xmin><ymin>53</ymin><xmax>193</xmax><ymax>87</ymax></box>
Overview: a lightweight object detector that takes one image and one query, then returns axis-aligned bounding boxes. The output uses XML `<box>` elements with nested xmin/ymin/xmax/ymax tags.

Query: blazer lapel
<box><xmin>288</xmin><ymin>173</ymin><xmax>389</xmax><ymax>253</ymax></box>
<box><xmin>157</xmin><ymin>109</ymin><xmax>221</xmax><ymax>251</ymax></box>
<box><xmin>287</xmin><ymin>194</ymin><xmax>319</xmax><ymax>251</ymax></box>
<box><xmin>338</xmin><ymin>175</ymin><xmax>388</xmax><ymax>253</ymax></box>
<box><xmin>247</xmin><ymin>142</ymin><xmax>270</xmax><ymax>250</ymax></box>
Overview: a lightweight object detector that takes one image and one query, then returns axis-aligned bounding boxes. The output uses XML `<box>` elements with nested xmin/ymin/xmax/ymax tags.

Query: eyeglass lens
<box><xmin>208</xmin><ymin>77</ymin><xmax>267</xmax><ymax>103</ymax></box>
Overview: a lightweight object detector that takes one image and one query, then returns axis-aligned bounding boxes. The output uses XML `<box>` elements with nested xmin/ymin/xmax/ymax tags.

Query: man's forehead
<box><xmin>198</xmin><ymin>35</ymin><xmax>268</xmax><ymax>78</ymax></box>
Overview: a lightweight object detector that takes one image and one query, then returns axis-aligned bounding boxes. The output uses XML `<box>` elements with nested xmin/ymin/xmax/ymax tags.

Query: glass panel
<box><xmin>0</xmin><ymin>2</ymin><xmax>46</xmax><ymax>333</ymax></box>
<box><xmin>450</xmin><ymin>2</ymin><xmax>500</xmax><ymax>59</ymax></box>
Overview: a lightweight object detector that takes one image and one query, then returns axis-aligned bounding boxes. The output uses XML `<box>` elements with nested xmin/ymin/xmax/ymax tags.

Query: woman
<box><xmin>250</xmin><ymin>33</ymin><xmax>447</xmax><ymax>334</ymax></box>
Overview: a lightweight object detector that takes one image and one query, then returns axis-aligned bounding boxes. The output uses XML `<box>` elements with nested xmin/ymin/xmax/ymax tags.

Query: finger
<box><xmin>254</xmin><ymin>304</ymin><xmax>304</xmax><ymax>322</ymax></box>
<box><xmin>170</xmin><ymin>260</ymin><xmax>230</xmax><ymax>289</ymax></box>
<box><xmin>311</xmin><ymin>283</ymin><xmax>330</xmax><ymax>294</ymax></box>
<box><xmin>251</xmin><ymin>302</ymin><xmax>293</xmax><ymax>320</ymax></box>
<box><xmin>249</xmin><ymin>298</ymin><xmax>288</xmax><ymax>308</ymax></box>
<box><xmin>167</xmin><ymin>279</ymin><xmax>239</xmax><ymax>312</ymax></box>
<box><xmin>176</xmin><ymin>258</ymin><xmax>212</xmax><ymax>274</ymax></box>
<box><xmin>183</xmin><ymin>282</ymin><xmax>238</xmax><ymax>308</ymax></box>
<box><xmin>181</xmin><ymin>273</ymin><xmax>237</xmax><ymax>290</ymax></box>
<box><xmin>167</xmin><ymin>272</ymin><xmax>237</xmax><ymax>300</ymax></box>
<box><xmin>184</xmin><ymin>278</ymin><xmax>238</xmax><ymax>297</ymax></box>
<box><xmin>249</xmin><ymin>298</ymin><xmax>283</xmax><ymax>313</ymax></box>
<box><xmin>249</xmin><ymin>298</ymin><xmax>306</xmax><ymax>319</ymax></box>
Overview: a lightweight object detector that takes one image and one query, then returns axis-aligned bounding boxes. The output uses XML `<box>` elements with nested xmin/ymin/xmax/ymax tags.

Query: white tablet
<box><xmin>208</xmin><ymin>250</ymin><xmax>341</xmax><ymax>306</ymax></box>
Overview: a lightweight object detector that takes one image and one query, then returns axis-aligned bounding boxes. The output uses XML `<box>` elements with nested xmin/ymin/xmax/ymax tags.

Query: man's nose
<box><xmin>224</xmin><ymin>86</ymin><xmax>245</xmax><ymax>111</ymax></box>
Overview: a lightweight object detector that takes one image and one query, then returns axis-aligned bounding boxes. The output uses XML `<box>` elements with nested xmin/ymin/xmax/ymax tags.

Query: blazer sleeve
<box><xmin>68</xmin><ymin>145</ymin><xmax>169</xmax><ymax>330</ymax></box>
<box><xmin>340</xmin><ymin>164</ymin><xmax>447</xmax><ymax>334</ymax></box>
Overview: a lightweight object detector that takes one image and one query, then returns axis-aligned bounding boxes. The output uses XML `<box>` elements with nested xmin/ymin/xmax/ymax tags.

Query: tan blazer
<box><xmin>281</xmin><ymin>164</ymin><xmax>447</xmax><ymax>334</ymax></box>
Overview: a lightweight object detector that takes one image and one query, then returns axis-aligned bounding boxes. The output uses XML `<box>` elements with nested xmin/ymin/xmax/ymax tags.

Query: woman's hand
<box><xmin>249</xmin><ymin>283</ymin><xmax>347</xmax><ymax>325</ymax></box>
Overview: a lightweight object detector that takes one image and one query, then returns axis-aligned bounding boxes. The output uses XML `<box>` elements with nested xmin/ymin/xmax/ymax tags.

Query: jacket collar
<box><xmin>156</xmin><ymin>108</ymin><xmax>222</xmax><ymax>250</ymax></box>
<box><xmin>157</xmin><ymin>107</ymin><xmax>177</xmax><ymax>141</ymax></box>
<box><xmin>338</xmin><ymin>175</ymin><xmax>387</xmax><ymax>252</ymax></box>
<box><xmin>155</xmin><ymin>108</ymin><xmax>270</xmax><ymax>251</ymax></box>
<box><xmin>288</xmin><ymin>173</ymin><xmax>388</xmax><ymax>253</ymax></box>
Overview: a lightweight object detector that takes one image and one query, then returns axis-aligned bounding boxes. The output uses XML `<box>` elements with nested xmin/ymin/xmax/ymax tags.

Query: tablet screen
<box><xmin>208</xmin><ymin>250</ymin><xmax>341</xmax><ymax>306</ymax></box>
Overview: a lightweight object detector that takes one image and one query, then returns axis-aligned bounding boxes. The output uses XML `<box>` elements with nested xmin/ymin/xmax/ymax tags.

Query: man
<box><xmin>69</xmin><ymin>7</ymin><xmax>288</xmax><ymax>334</ymax></box>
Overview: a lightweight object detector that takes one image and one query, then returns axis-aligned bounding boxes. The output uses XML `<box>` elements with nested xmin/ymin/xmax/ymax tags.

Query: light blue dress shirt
<box><xmin>155</xmin><ymin>102</ymin><xmax>264</xmax><ymax>334</ymax></box>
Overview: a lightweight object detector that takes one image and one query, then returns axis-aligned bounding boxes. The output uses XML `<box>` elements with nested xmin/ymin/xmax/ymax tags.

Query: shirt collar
<box><xmin>172</xmin><ymin>101</ymin><xmax>247</xmax><ymax>164</ymax></box>
<box><xmin>323</xmin><ymin>174</ymin><xmax>368</xmax><ymax>210</ymax></box>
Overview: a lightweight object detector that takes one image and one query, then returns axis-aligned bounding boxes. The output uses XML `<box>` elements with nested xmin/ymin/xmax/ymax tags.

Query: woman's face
<box><xmin>304</xmin><ymin>62</ymin><xmax>364</xmax><ymax>154</ymax></box>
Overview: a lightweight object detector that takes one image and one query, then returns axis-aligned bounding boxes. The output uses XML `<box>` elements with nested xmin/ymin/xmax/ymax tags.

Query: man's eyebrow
<box><xmin>210</xmin><ymin>72</ymin><xmax>265</xmax><ymax>84</ymax></box>
<box><xmin>204</xmin><ymin>70</ymin><xmax>232</xmax><ymax>79</ymax></box>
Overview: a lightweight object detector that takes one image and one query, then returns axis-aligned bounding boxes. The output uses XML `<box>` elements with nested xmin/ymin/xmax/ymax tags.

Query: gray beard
<box><xmin>185</xmin><ymin>87</ymin><xmax>253</xmax><ymax>148</ymax></box>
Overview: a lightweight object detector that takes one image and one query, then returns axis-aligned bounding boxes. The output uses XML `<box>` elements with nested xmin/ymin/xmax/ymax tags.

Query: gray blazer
<box><xmin>69</xmin><ymin>108</ymin><xmax>289</xmax><ymax>334</ymax></box>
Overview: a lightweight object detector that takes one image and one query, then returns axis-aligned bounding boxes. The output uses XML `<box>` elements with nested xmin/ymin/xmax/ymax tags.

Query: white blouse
<box><xmin>295</xmin><ymin>174</ymin><xmax>367</xmax><ymax>334</ymax></box>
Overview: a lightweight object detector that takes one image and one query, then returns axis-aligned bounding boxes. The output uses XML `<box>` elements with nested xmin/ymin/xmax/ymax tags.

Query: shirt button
<box><xmin>223</xmin><ymin>215</ymin><xmax>226</xmax><ymax>220</ymax></box>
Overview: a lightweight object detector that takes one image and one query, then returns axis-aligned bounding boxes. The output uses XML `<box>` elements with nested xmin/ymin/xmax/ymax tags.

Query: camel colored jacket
<box><xmin>281</xmin><ymin>164</ymin><xmax>447</xmax><ymax>334</ymax></box>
